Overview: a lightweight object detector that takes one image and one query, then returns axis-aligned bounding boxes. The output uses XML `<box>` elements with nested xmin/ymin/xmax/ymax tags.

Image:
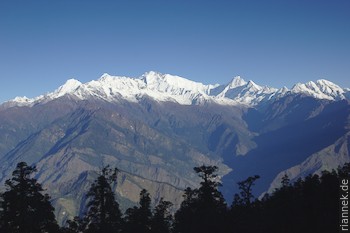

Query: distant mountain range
<box><xmin>1</xmin><ymin>71</ymin><xmax>349</xmax><ymax>224</ymax></box>
<box><xmin>5</xmin><ymin>71</ymin><xmax>349</xmax><ymax>107</ymax></box>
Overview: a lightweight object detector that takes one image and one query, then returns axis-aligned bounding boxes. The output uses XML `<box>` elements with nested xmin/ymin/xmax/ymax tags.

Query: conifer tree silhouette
<box><xmin>83</xmin><ymin>166</ymin><xmax>122</xmax><ymax>233</ymax></box>
<box><xmin>230</xmin><ymin>175</ymin><xmax>261</xmax><ymax>233</ymax></box>
<box><xmin>0</xmin><ymin>162</ymin><xmax>59</xmax><ymax>233</ymax></box>
<box><xmin>174</xmin><ymin>165</ymin><xmax>227</xmax><ymax>233</ymax></box>
<box><xmin>124</xmin><ymin>189</ymin><xmax>152</xmax><ymax>233</ymax></box>
<box><xmin>151</xmin><ymin>198</ymin><xmax>173</xmax><ymax>233</ymax></box>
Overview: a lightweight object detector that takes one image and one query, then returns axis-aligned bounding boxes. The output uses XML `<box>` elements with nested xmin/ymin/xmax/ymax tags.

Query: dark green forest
<box><xmin>0</xmin><ymin>161</ymin><xmax>348</xmax><ymax>233</ymax></box>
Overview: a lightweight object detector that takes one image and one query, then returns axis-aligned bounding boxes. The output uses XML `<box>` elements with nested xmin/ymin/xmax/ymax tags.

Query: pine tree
<box><xmin>0</xmin><ymin>162</ymin><xmax>59</xmax><ymax>233</ymax></box>
<box><xmin>172</xmin><ymin>188</ymin><xmax>197</xmax><ymax>233</ymax></box>
<box><xmin>194</xmin><ymin>165</ymin><xmax>227</xmax><ymax>211</ymax></box>
<box><xmin>233</xmin><ymin>175</ymin><xmax>260</xmax><ymax>207</ymax></box>
<box><xmin>82</xmin><ymin>166</ymin><xmax>122</xmax><ymax>233</ymax></box>
<box><xmin>230</xmin><ymin>175</ymin><xmax>261</xmax><ymax>233</ymax></box>
<box><xmin>151</xmin><ymin>198</ymin><xmax>173</xmax><ymax>233</ymax></box>
<box><xmin>174</xmin><ymin>165</ymin><xmax>227</xmax><ymax>233</ymax></box>
<box><xmin>123</xmin><ymin>189</ymin><xmax>152</xmax><ymax>233</ymax></box>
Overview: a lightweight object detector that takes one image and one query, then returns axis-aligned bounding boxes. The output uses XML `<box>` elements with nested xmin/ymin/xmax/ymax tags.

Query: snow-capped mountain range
<box><xmin>5</xmin><ymin>71</ymin><xmax>350</xmax><ymax>107</ymax></box>
<box><xmin>1</xmin><ymin>71</ymin><xmax>349</xmax><ymax>224</ymax></box>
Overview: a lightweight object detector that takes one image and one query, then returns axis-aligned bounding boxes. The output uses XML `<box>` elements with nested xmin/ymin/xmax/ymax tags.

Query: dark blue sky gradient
<box><xmin>0</xmin><ymin>0</ymin><xmax>349</xmax><ymax>102</ymax></box>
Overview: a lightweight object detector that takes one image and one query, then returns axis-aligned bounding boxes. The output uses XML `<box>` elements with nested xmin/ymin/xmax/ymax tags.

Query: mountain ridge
<box><xmin>3</xmin><ymin>71</ymin><xmax>349</xmax><ymax>108</ymax></box>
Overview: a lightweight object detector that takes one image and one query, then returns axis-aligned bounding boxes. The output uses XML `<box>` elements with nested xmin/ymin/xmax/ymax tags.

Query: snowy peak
<box><xmin>212</xmin><ymin>76</ymin><xmax>278</xmax><ymax>105</ymax></box>
<box><xmin>139</xmin><ymin>71</ymin><xmax>216</xmax><ymax>104</ymax></box>
<box><xmin>228</xmin><ymin>76</ymin><xmax>247</xmax><ymax>88</ymax></box>
<box><xmin>141</xmin><ymin>71</ymin><xmax>211</xmax><ymax>95</ymax></box>
<box><xmin>51</xmin><ymin>79</ymin><xmax>82</xmax><ymax>98</ymax></box>
<box><xmin>246</xmin><ymin>80</ymin><xmax>262</xmax><ymax>91</ymax></box>
<box><xmin>316</xmin><ymin>79</ymin><xmax>344</xmax><ymax>96</ymax></box>
<box><xmin>291</xmin><ymin>79</ymin><xmax>345</xmax><ymax>100</ymax></box>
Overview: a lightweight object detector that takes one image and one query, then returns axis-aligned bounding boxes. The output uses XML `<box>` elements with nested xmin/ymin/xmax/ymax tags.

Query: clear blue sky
<box><xmin>0</xmin><ymin>0</ymin><xmax>349</xmax><ymax>102</ymax></box>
